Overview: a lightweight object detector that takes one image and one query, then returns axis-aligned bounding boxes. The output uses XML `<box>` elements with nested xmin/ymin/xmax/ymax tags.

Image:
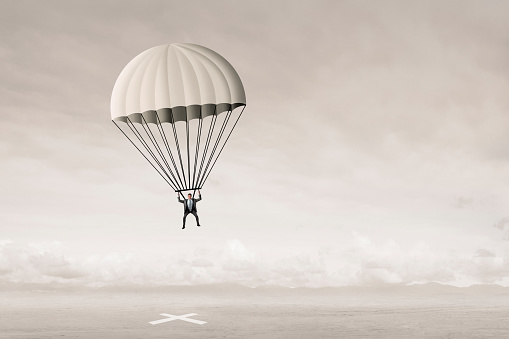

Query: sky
<box><xmin>1</xmin><ymin>0</ymin><xmax>508</xmax><ymax>288</ymax></box>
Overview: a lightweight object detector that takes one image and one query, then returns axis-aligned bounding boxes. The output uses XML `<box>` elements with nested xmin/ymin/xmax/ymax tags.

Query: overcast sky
<box><xmin>1</xmin><ymin>0</ymin><xmax>508</xmax><ymax>288</ymax></box>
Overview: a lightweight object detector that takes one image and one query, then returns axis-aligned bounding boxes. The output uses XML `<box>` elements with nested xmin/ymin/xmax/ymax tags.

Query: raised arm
<box><xmin>195</xmin><ymin>190</ymin><xmax>202</xmax><ymax>202</ymax></box>
<box><xmin>177</xmin><ymin>193</ymin><xmax>184</xmax><ymax>203</ymax></box>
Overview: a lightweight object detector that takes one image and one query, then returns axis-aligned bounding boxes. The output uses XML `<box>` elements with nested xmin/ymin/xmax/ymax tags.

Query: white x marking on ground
<box><xmin>149</xmin><ymin>313</ymin><xmax>207</xmax><ymax>325</ymax></box>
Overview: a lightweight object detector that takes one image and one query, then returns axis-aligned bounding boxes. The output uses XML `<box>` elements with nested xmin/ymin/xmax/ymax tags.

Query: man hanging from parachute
<box><xmin>178</xmin><ymin>190</ymin><xmax>201</xmax><ymax>229</ymax></box>
<box><xmin>110</xmin><ymin>43</ymin><xmax>246</xmax><ymax>229</ymax></box>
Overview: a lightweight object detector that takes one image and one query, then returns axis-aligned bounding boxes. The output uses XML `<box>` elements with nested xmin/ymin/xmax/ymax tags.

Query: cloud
<box><xmin>191</xmin><ymin>259</ymin><xmax>214</xmax><ymax>268</ymax></box>
<box><xmin>455</xmin><ymin>197</ymin><xmax>473</xmax><ymax>209</ymax></box>
<box><xmin>494</xmin><ymin>217</ymin><xmax>509</xmax><ymax>230</ymax></box>
<box><xmin>0</xmin><ymin>240</ymin><xmax>85</xmax><ymax>283</ymax></box>
<box><xmin>1</xmin><ymin>235</ymin><xmax>508</xmax><ymax>288</ymax></box>
<box><xmin>475</xmin><ymin>249</ymin><xmax>495</xmax><ymax>258</ymax></box>
<box><xmin>492</xmin><ymin>218</ymin><xmax>509</xmax><ymax>242</ymax></box>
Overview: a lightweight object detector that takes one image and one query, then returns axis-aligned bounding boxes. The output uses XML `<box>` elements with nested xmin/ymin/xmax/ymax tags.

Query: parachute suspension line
<box><xmin>112</xmin><ymin>121</ymin><xmax>175</xmax><ymax>189</ymax></box>
<box><xmin>139</xmin><ymin>115</ymin><xmax>181</xmax><ymax>190</ymax></box>
<box><xmin>126</xmin><ymin>117</ymin><xmax>170</xmax><ymax>178</ymax></box>
<box><xmin>191</xmin><ymin>112</ymin><xmax>203</xmax><ymax>190</ymax></box>
<box><xmin>200</xmin><ymin>106</ymin><xmax>246</xmax><ymax>188</ymax></box>
<box><xmin>191</xmin><ymin>113</ymin><xmax>204</xmax><ymax>199</ymax></box>
<box><xmin>186</xmin><ymin>119</ymin><xmax>191</xmax><ymax>190</ymax></box>
<box><xmin>125</xmin><ymin>117</ymin><xmax>161</xmax><ymax>165</ymax></box>
<box><xmin>154</xmin><ymin>113</ymin><xmax>186</xmax><ymax>191</ymax></box>
<box><xmin>197</xmin><ymin>110</ymin><xmax>233</xmax><ymax>188</ymax></box>
<box><xmin>169</xmin><ymin>110</ymin><xmax>188</xmax><ymax>189</ymax></box>
<box><xmin>125</xmin><ymin>117</ymin><xmax>178</xmax><ymax>189</ymax></box>
<box><xmin>195</xmin><ymin>109</ymin><xmax>218</xmax><ymax>189</ymax></box>
<box><xmin>178</xmin><ymin>191</ymin><xmax>187</xmax><ymax>200</ymax></box>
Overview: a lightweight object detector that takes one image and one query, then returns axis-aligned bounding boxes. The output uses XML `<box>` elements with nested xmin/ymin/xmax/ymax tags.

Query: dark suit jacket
<box><xmin>178</xmin><ymin>194</ymin><xmax>202</xmax><ymax>213</ymax></box>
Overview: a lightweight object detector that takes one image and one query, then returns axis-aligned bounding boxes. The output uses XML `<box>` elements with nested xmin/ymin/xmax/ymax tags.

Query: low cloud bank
<box><xmin>0</xmin><ymin>233</ymin><xmax>508</xmax><ymax>288</ymax></box>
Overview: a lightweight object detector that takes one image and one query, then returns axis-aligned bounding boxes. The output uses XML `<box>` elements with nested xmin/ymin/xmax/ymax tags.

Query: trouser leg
<box><xmin>183</xmin><ymin>212</ymin><xmax>190</xmax><ymax>226</ymax></box>
<box><xmin>191</xmin><ymin>211</ymin><xmax>200</xmax><ymax>225</ymax></box>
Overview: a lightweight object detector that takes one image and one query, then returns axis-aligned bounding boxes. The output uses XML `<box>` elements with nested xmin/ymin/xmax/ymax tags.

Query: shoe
<box><xmin>182</xmin><ymin>226</ymin><xmax>185</xmax><ymax>229</ymax></box>
<box><xmin>197</xmin><ymin>224</ymin><xmax>201</xmax><ymax>227</ymax></box>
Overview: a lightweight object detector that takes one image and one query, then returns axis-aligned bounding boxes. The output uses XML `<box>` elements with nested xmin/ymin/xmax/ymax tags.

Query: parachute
<box><xmin>110</xmin><ymin>43</ymin><xmax>246</xmax><ymax>196</ymax></box>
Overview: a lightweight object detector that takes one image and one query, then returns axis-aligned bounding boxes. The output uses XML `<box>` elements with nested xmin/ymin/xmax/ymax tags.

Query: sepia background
<box><xmin>1</xmin><ymin>0</ymin><xmax>509</xmax><ymax>291</ymax></box>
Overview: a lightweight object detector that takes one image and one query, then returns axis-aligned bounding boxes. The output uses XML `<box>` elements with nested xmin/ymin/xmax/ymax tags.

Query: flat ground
<box><xmin>1</xmin><ymin>287</ymin><xmax>509</xmax><ymax>338</ymax></box>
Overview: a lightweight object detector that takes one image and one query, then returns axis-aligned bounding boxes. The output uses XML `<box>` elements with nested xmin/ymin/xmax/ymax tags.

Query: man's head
<box><xmin>188</xmin><ymin>194</ymin><xmax>192</xmax><ymax>199</ymax></box>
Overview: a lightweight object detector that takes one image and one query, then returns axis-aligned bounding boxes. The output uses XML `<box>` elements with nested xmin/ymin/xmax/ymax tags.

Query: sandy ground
<box><xmin>1</xmin><ymin>288</ymin><xmax>509</xmax><ymax>338</ymax></box>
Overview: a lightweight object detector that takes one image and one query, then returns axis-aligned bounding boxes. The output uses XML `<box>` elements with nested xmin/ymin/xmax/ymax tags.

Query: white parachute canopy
<box><xmin>111</xmin><ymin>43</ymin><xmax>246</xmax><ymax>193</ymax></box>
